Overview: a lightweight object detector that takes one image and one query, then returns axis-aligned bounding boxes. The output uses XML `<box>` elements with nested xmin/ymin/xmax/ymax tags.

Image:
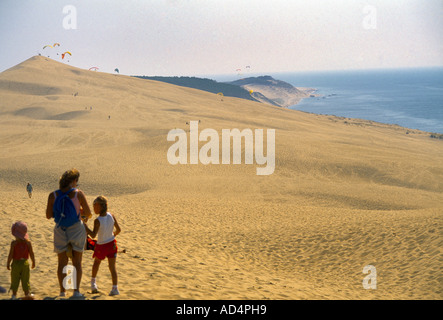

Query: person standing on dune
<box><xmin>46</xmin><ymin>168</ymin><xmax>92</xmax><ymax>298</ymax></box>
<box><xmin>7</xmin><ymin>221</ymin><xmax>36</xmax><ymax>300</ymax></box>
<box><xmin>84</xmin><ymin>196</ymin><xmax>121</xmax><ymax>296</ymax></box>
<box><xmin>26</xmin><ymin>183</ymin><xmax>33</xmax><ymax>198</ymax></box>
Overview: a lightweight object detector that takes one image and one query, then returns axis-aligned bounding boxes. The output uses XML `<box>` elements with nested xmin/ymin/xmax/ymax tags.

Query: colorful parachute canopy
<box><xmin>236</xmin><ymin>68</ymin><xmax>241</xmax><ymax>71</ymax></box>
<box><xmin>53</xmin><ymin>43</ymin><xmax>60</xmax><ymax>47</ymax></box>
<box><xmin>89</xmin><ymin>67</ymin><xmax>99</xmax><ymax>71</ymax></box>
<box><xmin>114</xmin><ymin>68</ymin><xmax>119</xmax><ymax>73</ymax></box>
<box><xmin>249</xmin><ymin>89</ymin><xmax>254</xmax><ymax>94</ymax></box>
<box><xmin>217</xmin><ymin>92</ymin><xmax>224</xmax><ymax>96</ymax></box>
<box><xmin>43</xmin><ymin>45</ymin><xmax>53</xmax><ymax>49</ymax></box>
<box><xmin>61</xmin><ymin>51</ymin><xmax>72</xmax><ymax>59</ymax></box>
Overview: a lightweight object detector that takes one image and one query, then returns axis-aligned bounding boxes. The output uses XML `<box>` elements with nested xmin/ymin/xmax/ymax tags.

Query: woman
<box><xmin>46</xmin><ymin>168</ymin><xmax>92</xmax><ymax>298</ymax></box>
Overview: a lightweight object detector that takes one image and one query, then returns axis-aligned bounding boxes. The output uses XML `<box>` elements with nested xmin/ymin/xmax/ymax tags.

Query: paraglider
<box><xmin>114</xmin><ymin>68</ymin><xmax>119</xmax><ymax>74</ymax></box>
<box><xmin>61</xmin><ymin>51</ymin><xmax>71</xmax><ymax>59</ymax></box>
<box><xmin>43</xmin><ymin>45</ymin><xmax>53</xmax><ymax>49</ymax></box>
<box><xmin>89</xmin><ymin>67</ymin><xmax>99</xmax><ymax>71</ymax></box>
<box><xmin>249</xmin><ymin>89</ymin><xmax>254</xmax><ymax>94</ymax></box>
<box><xmin>53</xmin><ymin>43</ymin><xmax>60</xmax><ymax>47</ymax></box>
<box><xmin>217</xmin><ymin>92</ymin><xmax>224</xmax><ymax>101</ymax></box>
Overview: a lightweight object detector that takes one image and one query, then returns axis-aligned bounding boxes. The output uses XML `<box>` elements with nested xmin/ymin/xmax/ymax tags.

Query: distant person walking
<box><xmin>45</xmin><ymin>168</ymin><xmax>92</xmax><ymax>298</ymax></box>
<box><xmin>26</xmin><ymin>183</ymin><xmax>33</xmax><ymax>198</ymax></box>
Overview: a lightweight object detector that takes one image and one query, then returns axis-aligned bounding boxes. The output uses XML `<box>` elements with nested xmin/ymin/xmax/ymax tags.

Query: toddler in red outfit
<box><xmin>7</xmin><ymin>221</ymin><xmax>36</xmax><ymax>299</ymax></box>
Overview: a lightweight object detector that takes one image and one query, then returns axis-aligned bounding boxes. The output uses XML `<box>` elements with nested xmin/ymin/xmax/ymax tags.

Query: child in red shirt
<box><xmin>7</xmin><ymin>221</ymin><xmax>36</xmax><ymax>300</ymax></box>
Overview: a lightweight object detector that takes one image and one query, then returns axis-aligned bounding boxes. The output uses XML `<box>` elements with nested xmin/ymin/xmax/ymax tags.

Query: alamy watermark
<box><xmin>167</xmin><ymin>121</ymin><xmax>275</xmax><ymax>175</ymax></box>
<box><xmin>362</xmin><ymin>265</ymin><xmax>377</xmax><ymax>289</ymax></box>
<box><xmin>362</xmin><ymin>5</ymin><xmax>377</xmax><ymax>30</ymax></box>
<box><xmin>62</xmin><ymin>265</ymin><xmax>77</xmax><ymax>290</ymax></box>
<box><xmin>63</xmin><ymin>5</ymin><xmax>77</xmax><ymax>30</ymax></box>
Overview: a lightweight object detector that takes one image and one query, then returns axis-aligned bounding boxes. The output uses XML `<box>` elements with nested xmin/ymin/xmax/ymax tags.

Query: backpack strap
<box><xmin>54</xmin><ymin>188</ymin><xmax>76</xmax><ymax>198</ymax></box>
<box><xmin>61</xmin><ymin>188</ymin><xmax>76</xmax><ymax>196</ymax></box>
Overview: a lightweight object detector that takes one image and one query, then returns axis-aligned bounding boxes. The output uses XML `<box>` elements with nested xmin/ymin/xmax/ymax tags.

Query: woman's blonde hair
<box><xmin>59</xmin><ymin>168</ymin><xmax>80</xmax><ymax>189</ymax></box>
<box><xmin>93</xmin><ymin>196</ymin><xmax>108</xmax><ymax>214</ymax></box>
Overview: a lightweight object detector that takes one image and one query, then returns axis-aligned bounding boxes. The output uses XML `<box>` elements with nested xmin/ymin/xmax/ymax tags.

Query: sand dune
<box><xmin>0</xmin><ymin>56</ymin><xmax>442</xmax><ymax>300</ymax></box>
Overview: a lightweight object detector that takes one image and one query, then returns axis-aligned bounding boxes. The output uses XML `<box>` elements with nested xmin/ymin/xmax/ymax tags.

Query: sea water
<box><xmin>273</xmin><ymin>67</ymin><xmax>443</xmax><ymax>134</ymax></box>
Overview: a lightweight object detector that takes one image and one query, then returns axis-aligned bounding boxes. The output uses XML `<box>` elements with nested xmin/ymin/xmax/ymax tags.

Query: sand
<box><xmin>0</xmin><ymin>56</ymin><xmax>442</xmax><ymax>300</ymax></box>
<box><xmin>243</xmin><ymin>83</ymin><xmax>314</xmax><ymax>107</ymax></box>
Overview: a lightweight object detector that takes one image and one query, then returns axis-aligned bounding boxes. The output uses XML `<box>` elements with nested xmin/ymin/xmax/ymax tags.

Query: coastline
<box><xmin>278</xmin><ymin>68</ymin><xmax>443</xmax><ymax>135</ymax></box>
<box><xmin>233</xmin><ymin>80</ymin><xmax>320</xmax><ymax>108</ymax></box>
<box><xmin>248</xmin><ymin>86</ymin><xmax>319</xmax><ymax>108</ymax></box>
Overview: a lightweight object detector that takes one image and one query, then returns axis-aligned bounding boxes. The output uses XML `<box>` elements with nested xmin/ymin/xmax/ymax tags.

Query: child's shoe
<box><xmin>91</xmin><ymin>277</ymin><xmax>98</xmax><ymax>293</ymax></box>
<box><xmin>91</xmin><ymin>282</ymin><xmax>99</xmax><ymax>294</ymax></box>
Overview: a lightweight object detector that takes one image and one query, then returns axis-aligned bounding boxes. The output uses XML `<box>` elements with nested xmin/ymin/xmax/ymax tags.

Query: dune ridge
<box><xmin>0</xmin><ymin>56</ymin><xmax>442</xmax><ymax>300</ymax></box>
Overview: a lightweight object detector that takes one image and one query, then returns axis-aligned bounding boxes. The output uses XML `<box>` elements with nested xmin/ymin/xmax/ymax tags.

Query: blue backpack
<box><xmin>53</xmin><ymin>188</ymin><xmax>79</xmax><ymax>228</ymax></box>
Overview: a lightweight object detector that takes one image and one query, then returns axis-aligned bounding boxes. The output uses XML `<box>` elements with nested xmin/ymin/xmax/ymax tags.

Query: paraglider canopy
<box><xmin>61</xmin><ymin>51</ymin><xmax>72</xmax><ymax>59</ymax></box>
<box><xmin>89</xmin><ymin>67</ymin><xmax>99</xmax><ymax>71</ymax></box>
<box><xmin>114</xmin><ymin>68</ymin><xmax>119</xmax><ymax>73</ymax></box>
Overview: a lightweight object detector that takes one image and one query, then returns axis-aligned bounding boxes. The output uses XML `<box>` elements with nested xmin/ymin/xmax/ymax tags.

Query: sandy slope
<box><xmin>0</xmin><ymin>56</ymin><xmax>442</xmax><ymax>300</ymax></box>
<box><xmin>244</xmin><ymin>83</ymin><xmax>313</xmax><ymax>107</ymax></box>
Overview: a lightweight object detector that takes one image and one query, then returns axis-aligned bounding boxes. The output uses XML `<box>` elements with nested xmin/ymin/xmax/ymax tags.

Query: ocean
<box><xmin>271</xmin><ymin>67</ymin><xmax>443</xmax><ymax>134</ymax></box>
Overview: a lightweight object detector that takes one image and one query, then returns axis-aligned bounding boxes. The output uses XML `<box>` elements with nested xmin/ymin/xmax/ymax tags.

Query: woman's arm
<box><xmin>85</xmin><ymin>219</ymin><xmax>100</xmax><ymax>238</ymax></box>
<box><xmin>77</xmin><ymin>190</ymin><xmax>92</xmax><ymax>219</ymax></box>
<box><xmin>46</xmin><ymin>192</ymin><xmax>55</xmax><ymax>219</ymax></box>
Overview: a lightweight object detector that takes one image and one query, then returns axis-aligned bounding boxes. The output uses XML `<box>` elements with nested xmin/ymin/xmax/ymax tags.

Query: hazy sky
<box><xmin>1</xmin><ymin>0</ymin><xmax>442</xmax><ymax>76</ymax></box>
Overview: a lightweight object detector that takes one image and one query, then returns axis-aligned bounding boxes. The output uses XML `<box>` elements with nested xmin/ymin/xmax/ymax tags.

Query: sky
<box><xmin>0</xmin><ymin>0</ymin><xmax>442</xmax><ymax>77</ymax></box>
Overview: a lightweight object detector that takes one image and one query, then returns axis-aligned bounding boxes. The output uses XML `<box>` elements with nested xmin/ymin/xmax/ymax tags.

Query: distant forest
<box><xmin>133</xmin><ymin>76</ymin><xmax>258</xmax><ymax>102</ymax></box>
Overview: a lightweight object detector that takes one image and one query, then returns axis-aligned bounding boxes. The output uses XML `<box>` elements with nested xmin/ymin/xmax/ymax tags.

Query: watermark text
<box><xmin>167</xmin><ymin>121</ymin><xmax>275</xmax><ymax>175</ymax></box>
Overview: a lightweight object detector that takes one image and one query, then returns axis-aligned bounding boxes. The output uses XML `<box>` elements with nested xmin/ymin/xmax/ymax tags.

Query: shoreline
<box><xmin>278</xmin><ymin>68</ymin><xmax>443</xmax><ymax>135</ymax></box>
<box><xmin>246</xmin><ymin>85</ymin><xmax>319</xmax><ymax>108</ymax></box>
<box><xmin>288</xmin><ymin>94</ymin><xmax>443</xmax><ymax>136</ymax></box>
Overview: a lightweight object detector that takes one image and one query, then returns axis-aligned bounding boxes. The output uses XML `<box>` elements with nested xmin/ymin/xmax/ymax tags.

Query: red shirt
<box><xmin>13</xmin><ymin>241</ymin><xmax>29</xmax><ymax>260</ymax></box>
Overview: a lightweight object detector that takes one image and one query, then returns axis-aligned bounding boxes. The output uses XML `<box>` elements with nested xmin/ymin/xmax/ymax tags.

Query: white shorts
<box><xmin>53</xmin><ymin>221</ymin><xmax>86</xmax><ymax>254</ymax></box>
